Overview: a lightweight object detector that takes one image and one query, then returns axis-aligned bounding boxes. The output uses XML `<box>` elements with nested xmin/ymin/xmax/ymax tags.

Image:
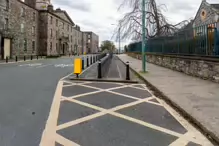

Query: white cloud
<box><xmin>52</xmin><ymin>0</ymin><xmax>219</xmax><ymax>48</ymax></box>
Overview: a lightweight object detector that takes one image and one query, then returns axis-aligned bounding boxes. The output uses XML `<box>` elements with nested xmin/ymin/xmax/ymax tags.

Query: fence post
<box><xmin>87</xmin><ymin>57</ymin><xmax>89</xmax><ymax>67</ymax></box>
<box><xmin>6</xmin><ymin>56</ymin><xmax>8</xmax><ymax>63</ymax></box>
<box><xmin>98</xmin><ymin>61</ymin><xmax>102</xmax><ymax>79</ymax></box>
<box><xmin>82</xmin><ymin>58</ymin><xmax>84</xmax><ymax>70</ymax></box>
<box><xmin>126</xmin><ymin>62</ymin><xmax>130</xmax><ymax>80</ymax></box>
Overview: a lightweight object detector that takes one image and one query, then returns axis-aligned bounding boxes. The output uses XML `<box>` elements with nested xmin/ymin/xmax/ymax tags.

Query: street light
<box><xmin>111</xmin><ymin>24</ymin><xmax>121</xmax><ymax>54</ymax></box>
<box><xmin>142</xmin><ymin>0</ymin><xmax>146</xmax><ymax>72</ymax></box>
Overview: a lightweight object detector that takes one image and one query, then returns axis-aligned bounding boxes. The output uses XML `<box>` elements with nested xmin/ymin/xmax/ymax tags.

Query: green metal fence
<box><xmin>128</xmin><ymin>22</ymin><xmax>219</xmax><ymax>57</ymax></box>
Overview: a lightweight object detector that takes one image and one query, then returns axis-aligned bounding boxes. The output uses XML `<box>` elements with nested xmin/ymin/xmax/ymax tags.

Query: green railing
<box><xmin>128</xmin><ymin>22</ymin><xmax>219</xmax><ymax>57</ymax></box>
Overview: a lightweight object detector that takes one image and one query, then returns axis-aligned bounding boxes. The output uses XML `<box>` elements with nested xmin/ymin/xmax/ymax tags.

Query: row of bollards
<box><xmin>80</xmin><ymin>55</ymin><xmax>98</xmax><ymax>71</ymax></box>
<box><xmin>97</xmin><ymin>60</ymin><xmax>130</xmax><ymax>80</ymax></box>
<box><xmin>5</xmin><ymin>55</ymin><xmax>42</xmax><ymax>63</ymax></box>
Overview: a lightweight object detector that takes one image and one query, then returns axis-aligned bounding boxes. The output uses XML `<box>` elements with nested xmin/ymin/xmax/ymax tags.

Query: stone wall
<box><xmin>128</xmin><ymin>53</ymin><xmax>219</xmax><ymax>83</ymax></box>
<box><xmin>9</xmin><ymin>0</ymin><xmax>39</xmax><ymax>56</ymax></box>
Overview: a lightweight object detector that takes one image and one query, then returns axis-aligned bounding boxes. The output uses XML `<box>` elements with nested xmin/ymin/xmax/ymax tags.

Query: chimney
<box><xmin>48</xmin><ymin>5</ymin><xmax>53</xmax><ymax>12</ymax></box>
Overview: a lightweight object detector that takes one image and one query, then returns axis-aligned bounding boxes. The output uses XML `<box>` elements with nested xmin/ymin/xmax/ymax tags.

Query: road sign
<box><xmin>74</xmin><ymin>58</ymin><xmax>82</xmax><ymax>74</ymax></box>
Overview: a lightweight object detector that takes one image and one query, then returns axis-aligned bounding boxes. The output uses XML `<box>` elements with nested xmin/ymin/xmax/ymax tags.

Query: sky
<box><xmin>52</xmin><ymin>0</ymin><xmax>219</xmax><ymax>48</ymax></box>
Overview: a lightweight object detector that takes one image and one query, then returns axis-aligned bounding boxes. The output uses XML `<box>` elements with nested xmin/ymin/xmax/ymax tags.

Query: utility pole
<box><xmin>142</xmin><ymin>0</ymin><xmax>146</xmax><ymax>72</ymax></box>
<box><xmin>119</xmin><ymin>26</ymin><xmax>121</xmax><ymax>54</ymax></box>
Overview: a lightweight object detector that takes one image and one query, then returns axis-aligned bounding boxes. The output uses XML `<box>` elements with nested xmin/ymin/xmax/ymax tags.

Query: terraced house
<box><xmin>0</xmin><ymin>0</ymin><xmax>98</xmax><ymax>59</ymax></box>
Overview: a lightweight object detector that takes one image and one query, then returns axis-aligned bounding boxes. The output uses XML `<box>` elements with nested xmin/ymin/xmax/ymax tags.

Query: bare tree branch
<box><xmin>113</xmin><ymin>0</ymin><xmax>191</xmax><ymax>42</ymax></box>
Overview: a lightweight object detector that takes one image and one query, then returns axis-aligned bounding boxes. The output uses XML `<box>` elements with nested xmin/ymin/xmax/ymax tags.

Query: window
<box><xmin>50</xmin><ymin>29</ymin><xmax>52</xmax><ymax>37</ymax></box>
<box><xmin>88</xmin><ymin>39</ymin><xmax>91</xmax><ymax>43</ymax></box>
<box><xmin>71</xmin><ymin>35</ymin><xmax>73</xmax><ymax>42</ymax></box>
<box><xmin>62</xmin><ymin>22</ymin><xmax>64</xmax><ymax>29</ymax></box>
<box><xmin>50</xmin><ymin>16</ymin><xmax>53</xmax><ymax>24</ymax></box>
<box><xmin>4</xmin><ymin>18</ymin><xmax>8</xmax><ymax>30</ymax></box>
<box><xmin>32</xmin><ymin>41</ymin><xmax>35</xmax><ymax>52</ymax></box>
<box><xmin>21</xmin><ymin>23</ymin><xmax>24</xmax><ymax>33</ymax></box>
<box><xmin>32</xmin><ymin>26</ymin><xmax>35</xmax><ymax>35</ymax></box>
<box><xmin>56</xmin><ymin>19</ymin><xmax>58</xmax><ymax>26</ymax></box>
<box><xmin>50</xmin><ymin>42</ymin><xmax>52</xmax><ymax>51</ymax></box>
<box><xmin>56</xmin><ymin>31</ymin><xmax>58</xmax><ymax>38</ymax></box>
<box><xmin>88</xmin><ymin>34</ymin><xmax>91</xmax><ymax>38</ymax></box>
<box><xmin>6</xmin><ymin>0</ymin><xmax>9</xmax><ymax>11</ymax></box>
<box><xmin>33</xmin><ymin>12</ymin><xmax>36</xmax><ymax>21</ymax></box>
<box><xmin>24</xmin><ymin>39</ymin><xmax>27</xmax><ymax>52</ymax></box>
<box><xmin>21</xmin><ymin>7</ymin><xmax>25</xmax><ymax>17</ymax></box>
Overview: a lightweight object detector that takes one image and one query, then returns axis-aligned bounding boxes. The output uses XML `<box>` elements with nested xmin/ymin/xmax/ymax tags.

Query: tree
<box><xmin>113</xmin><ymin>0</ymin><xmax>191</xmax><ymax>41</ymax></box>
<box><xmin>124</xmin><ymin>45</ymin><xmax>128</xmax><ymax>52</ymax></box>
<box><xmin>100</xmin><ymin>40</ymin><xmax>116</xmax><ymax>52</ymax></box>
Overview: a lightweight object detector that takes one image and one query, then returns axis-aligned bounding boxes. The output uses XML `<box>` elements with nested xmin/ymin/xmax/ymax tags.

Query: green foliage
<box><xmin>101</xmin><ymin>40</ymin><xmax>116</xmax><ymax>52</ymax></box>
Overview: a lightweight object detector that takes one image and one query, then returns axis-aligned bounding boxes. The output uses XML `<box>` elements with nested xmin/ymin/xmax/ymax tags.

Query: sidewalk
<box><xmin>118</xmin><ymin>54</ymin><xmax>219</xmax><ymax>144</ymax></box>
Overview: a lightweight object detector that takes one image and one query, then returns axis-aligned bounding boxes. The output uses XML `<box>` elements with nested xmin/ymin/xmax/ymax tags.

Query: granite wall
<box><xmin>128</xmin><ymin>53</ymin><xmax>219</xmax><ymax>83</ymax></box>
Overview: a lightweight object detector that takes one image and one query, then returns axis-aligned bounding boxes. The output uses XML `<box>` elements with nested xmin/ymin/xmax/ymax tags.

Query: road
<box><xmin>0</xmin><ymin>55</ymin><xmax>214</xmax><ymax>146</ymax></box>
<box><xmin>0</xmin><ymin>55</ymin><xmax>93</xmax><ymax>146</ymax></box>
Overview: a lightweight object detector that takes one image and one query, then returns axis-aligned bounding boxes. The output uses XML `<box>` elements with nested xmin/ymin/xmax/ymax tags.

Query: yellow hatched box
<box><xmin>74</xmin><ymin>58</ymin><xmax>82</xmax><ymax>75</ymax></box>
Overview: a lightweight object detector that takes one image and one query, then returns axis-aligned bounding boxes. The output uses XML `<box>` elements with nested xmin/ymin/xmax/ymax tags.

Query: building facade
<box><xmin>0</xmin><ymin>0</ymin><xmax>99</xmax><ymax>59</ymax></box>
<box><xmin>84</xmin><ymin>31</ymin><xmax>99</xmax><ymax>53</ymax></box>
<box><xmin>0</xmin><ymin>0</ymin><xmax>10</xmax><ymax>59</ymax></box>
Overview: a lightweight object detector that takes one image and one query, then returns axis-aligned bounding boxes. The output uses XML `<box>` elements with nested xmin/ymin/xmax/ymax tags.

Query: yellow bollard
<box><xmin>74</xmin><ymin>58</ymin><xmax>82</xmax><ymax>78</ymax></box>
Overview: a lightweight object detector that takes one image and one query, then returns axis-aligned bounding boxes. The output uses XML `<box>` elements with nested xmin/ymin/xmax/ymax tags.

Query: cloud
<box><xmin>52</xmin><ymin>0</ymin><xmax>91</xmax><ymax>12</ymax></box>
<box><xmin>52</xmin><ymin>0</ymin><xmax>219</xmax><ymax>47</ymax></box>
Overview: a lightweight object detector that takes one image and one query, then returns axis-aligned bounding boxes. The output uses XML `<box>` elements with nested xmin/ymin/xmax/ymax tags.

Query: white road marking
<box><xmin>35</xmin><ymin>64</ymin><xmax>52</xmax><ymax>68</ymax></box>
<box><xmin>117</xmin><ymin>64</ymin><xmax>122</xmax><ymax>78</ymax></box>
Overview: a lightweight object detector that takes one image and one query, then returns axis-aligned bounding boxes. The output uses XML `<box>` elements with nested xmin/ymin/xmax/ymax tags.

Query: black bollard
<box><xmin>37</xmin><ymin>55</ymin><xmax>38</xmax><ymax>60</ymax></box>
<box><xmin>98</xmin><ymin>61</ymin><xmax>102</xmax><ymax>79</ymax></box>
<box><xmin>93</xmin><ymin>56</ymin><xmax>95</xmax><ymax>63</ymax></box>
<box><xmin>31</xmin><ymin>55</ymin><xmax>33</xmax><ymax>60</ymax></box>
<box><xmin>16</xmin><ymin>56</ymin><xmax>18</xmax><ymax>62</ymax></box>
<box><xmin>90</xmin><ymin>56</ymin><xmax>92</xmax><ymax>64</ymax></box>
<box><xmin>82</xmin><ymin>58</ymin><xmax>84</xmax><ymax>70</ymax></box>
<box><xmin>24</xmin><ymin>56</ymin><xmax>26</xmax><ymax>61</ymax></box>
<box><xmin>87</xmin><ymin>57</ymin><xmax>89</xmax><ymax>67</ymax></box>
<box><xmin>126</xmin><ymin>62</ymin><xmax>130</xmax><ymax>80</ymax></box>
<box><xmin>6</xmin><ymin>57</ymin><xmax>8</xmax><ymax>63</ymax></box>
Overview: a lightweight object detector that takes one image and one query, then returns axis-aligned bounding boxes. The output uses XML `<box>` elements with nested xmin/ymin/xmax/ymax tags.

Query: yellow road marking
<box><xmin>56</xmin><ymin>134</ymin><xmax>80</xmax><ymax>146</ymax></box>
<box><xmin>40</xmin><ymin>81</ymin><xmax>63</xmax><ymax>146</ymax></box>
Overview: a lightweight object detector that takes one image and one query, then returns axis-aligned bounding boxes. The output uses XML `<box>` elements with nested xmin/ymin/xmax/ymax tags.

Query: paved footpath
<box><xmin>40</xmin><ymin>78</ymin><xmax>213</xmax><ymax>146</ymax></box>
<box><xmin>118</xmin><ymin>54</ymin><xmax>219</xmax><ymax>144</ymax></box>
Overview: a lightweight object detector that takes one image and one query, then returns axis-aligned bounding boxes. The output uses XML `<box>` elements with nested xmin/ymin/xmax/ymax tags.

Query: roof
<box><xmin>211</xmin><ymin>4</ymin><xmax>219</xmax><ymax>10</ymax></box>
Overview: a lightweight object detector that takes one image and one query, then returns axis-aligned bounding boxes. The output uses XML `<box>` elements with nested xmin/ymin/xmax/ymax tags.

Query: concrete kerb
<box><xmin>117</xmin><ymin>57</ymin><xmax>219</xmax><ymax>145</ymax></box>
<box><xmin>69</xmin><ymin>78</ymin><xmax>138</xmax><ymax>84</ymax></box>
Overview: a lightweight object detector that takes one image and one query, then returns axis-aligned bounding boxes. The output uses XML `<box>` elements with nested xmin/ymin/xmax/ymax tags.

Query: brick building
<box><xmin>84</xmin><ymin>31</ymin><xmax>99</xmax><ymax>53</ymax></box>
<box><xmin>0</xmin><ymin>0</ymin><xmax>99</xmax><ymax>59</ymax></box>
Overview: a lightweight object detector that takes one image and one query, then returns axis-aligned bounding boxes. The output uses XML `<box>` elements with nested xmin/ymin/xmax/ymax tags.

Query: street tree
<box><xmin>100</xmin><ymin>40</ymin><xmax>116</xmax><ymax>52</ymax></box>
<box><xmin>113</xmin><ymin>0</ymin><xmax>191</xmax><ymax>41</ymax></box>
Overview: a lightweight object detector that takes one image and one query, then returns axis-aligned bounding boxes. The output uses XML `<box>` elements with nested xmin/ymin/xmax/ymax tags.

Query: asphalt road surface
<box><xmin>41</xmin><ymin>80</ymin><xmax>213</xmax><ymax>146</ymax></box>
<box><xmin>0</xmin><ymin>55</ymin><xmax>93</xmax><ymax>146</ymax></box>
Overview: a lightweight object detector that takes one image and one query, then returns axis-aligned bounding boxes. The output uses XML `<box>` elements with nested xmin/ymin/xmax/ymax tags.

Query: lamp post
<box><xmin>111</xmin><ymin>24</ymin><xmax>121</xmax><ymax>54</ymax></box>
<box><xmin>142</xmin><ymin>0</ymin><xmax>146</xmax><ymax>72</ymax></box>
